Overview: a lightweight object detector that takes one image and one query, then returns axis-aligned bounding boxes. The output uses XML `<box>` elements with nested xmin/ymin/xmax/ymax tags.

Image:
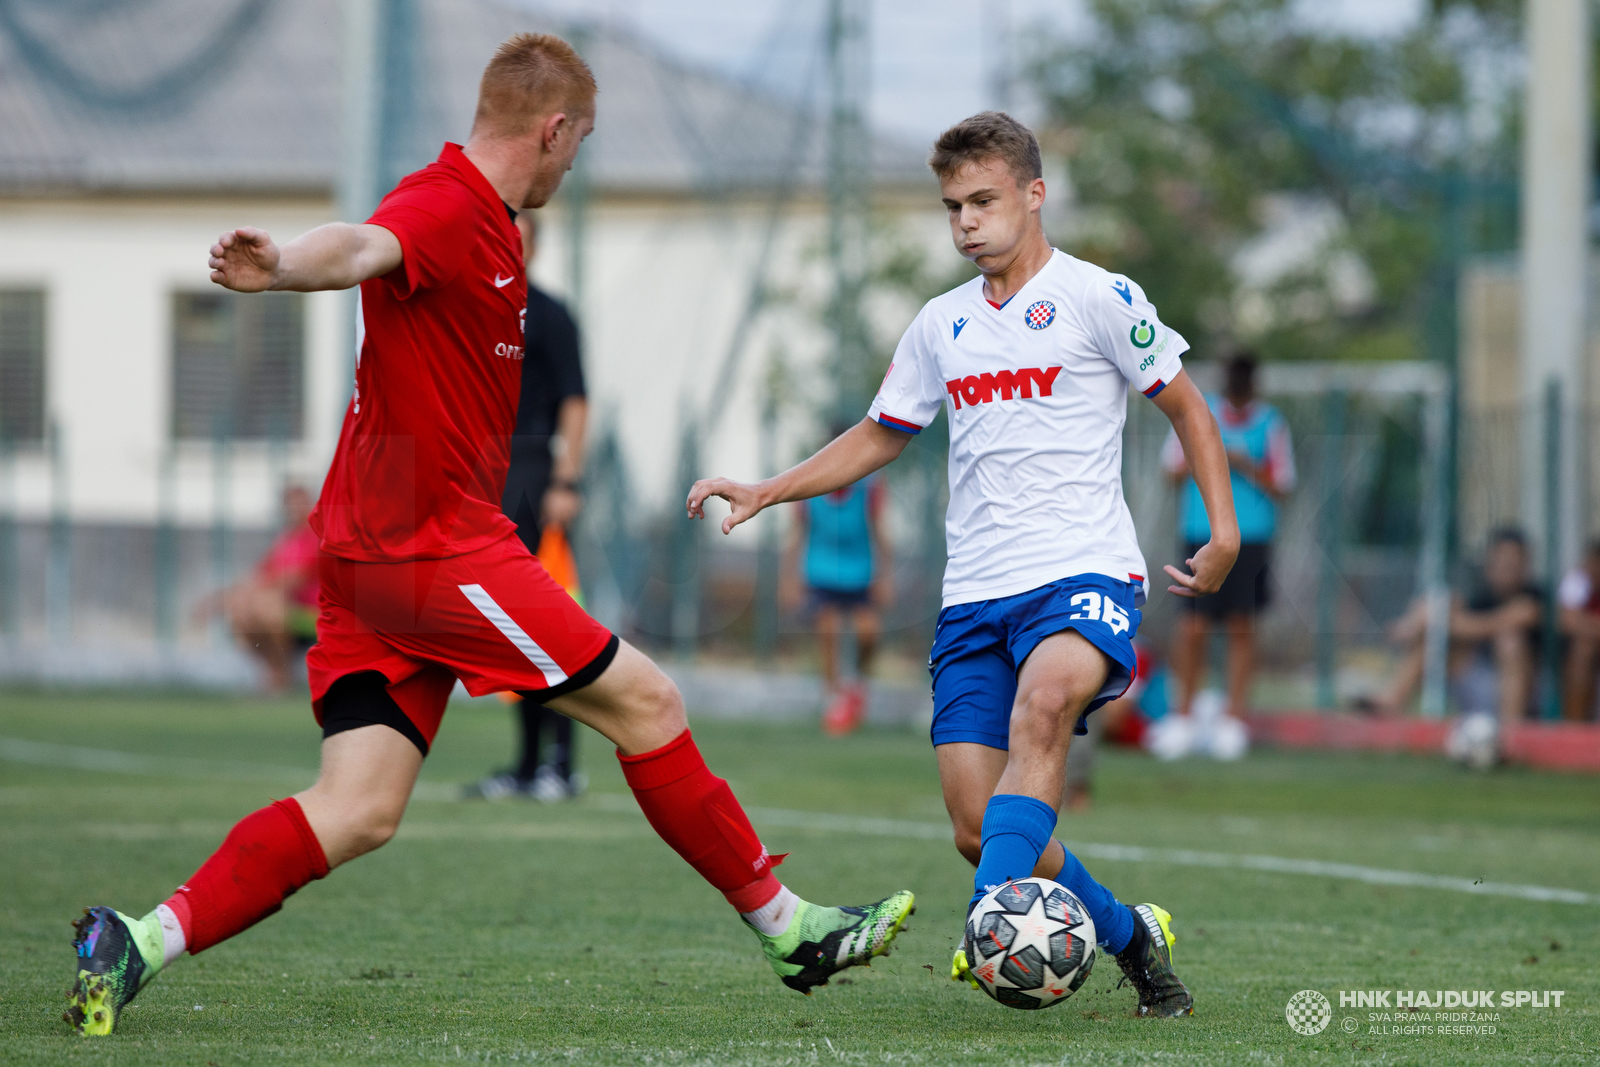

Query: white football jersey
<box><xmin>868</xmin><ymin>249</ymin><xmax>1187</xmax><ymax>608</ymax></box>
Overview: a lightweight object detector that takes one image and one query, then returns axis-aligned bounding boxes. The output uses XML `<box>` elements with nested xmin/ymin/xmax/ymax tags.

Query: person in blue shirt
<box><xmin>781</xmin><ymin>432</ymin><xmax>892</xmax><ymax>736</ymax></box>
<box><xmin>1161</xmin><ymin>354</ymin><xmax>1295</xmax><ymax>721</ymax></box>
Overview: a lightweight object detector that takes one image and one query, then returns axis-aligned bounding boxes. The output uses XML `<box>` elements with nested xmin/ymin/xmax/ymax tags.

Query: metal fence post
<box><xmin>1419</xmin><ymin>374</ymin><xmax>1451</xmax><ymax>718</ymax></box>
<box><xmin>753</xmin><ymin>375</ymin><xmax>779</xmax><ymax>658</ymax></box>
<box><xmin>155</xmin><ymin>444</ymin><xmax>178</xmax><ymax>647</ymax></box>
<box><xmin>0</xmin><ymin>430</ymin><xmax>17</xmax><ymax>640</ymax></box>
<box><xmin>1316</xmin><ymin>389</ymin><xmax>1346</xmax><ymax>708</ymax></box>
<box><xmin>210</xmin><ymin>416</ymin><xmax>233</xmax><ymax>645</ymax></box>
<box><xmin>1542</xmin><ymin>377</ymin><xmax>1562</xmax><ymax>719</ymax></box>
<box><xmin>46</xmin><ymin>418</ymin><xmax>70</xmax><ymax>644</ymax></box>
<box><xmin>671</xmin><ymin>415</ymin><xmax>701</xmax><ymax>661</ymax></box>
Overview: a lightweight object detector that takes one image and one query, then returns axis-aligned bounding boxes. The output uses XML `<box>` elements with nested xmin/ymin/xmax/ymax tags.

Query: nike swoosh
<box><xmin>494</xmin><ymin>274</ymin><xmax>515</xmax><ymax>288</ymax></box>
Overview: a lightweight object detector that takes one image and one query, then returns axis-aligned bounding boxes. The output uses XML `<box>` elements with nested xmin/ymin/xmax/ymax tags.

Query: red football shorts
<box><xmin>306</xmin><ymin>534</ymin><xmax>615</xmax><ymax>748</ymax></box>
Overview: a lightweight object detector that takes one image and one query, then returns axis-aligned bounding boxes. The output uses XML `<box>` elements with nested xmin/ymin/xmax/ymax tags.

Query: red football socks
<box><xmin>617</xmin><ymin>729</ymin><xmax>783</xmax><ymax>913</ymax></box>
<box><xmin>164</xmin><ymin>797</ymin><xmax>329</xmax><ymax>954</ymax></box>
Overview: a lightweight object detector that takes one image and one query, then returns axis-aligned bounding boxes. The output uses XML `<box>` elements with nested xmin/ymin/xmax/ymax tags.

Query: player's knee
<box><xmin>345</xmin><ymin>801</ymin><xmax>403</xmax><ymax>856</ymax></box>
<box><xmin>1017</xmin><ymin>683</ymin><xmax>1093</xmax><ymax>736</ymax></box>
<box><xmin>633</xmin><ymin>667</ymin><xmax>687</xmax><ymax>730</ymax></box>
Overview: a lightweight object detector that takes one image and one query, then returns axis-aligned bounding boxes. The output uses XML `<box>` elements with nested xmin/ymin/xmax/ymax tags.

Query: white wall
<box><xmin>532</xmin><ymin>194</ymin><xmax>949</xmax><ymax>549</ymax></box>
<box><xmin>0</xmin><ymin>191</ymin><xmax>950</xmax><ymax>544</ymax></box>
<box><xmin>0</xmin><ymin>196</ymin><xmax>345</xmax><ymax>526</ymax></box>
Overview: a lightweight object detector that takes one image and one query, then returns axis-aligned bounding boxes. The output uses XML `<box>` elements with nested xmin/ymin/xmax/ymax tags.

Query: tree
<box><xmin>1033</xmin><ymin>0</ymin><xmax>1520</xmax><ymax>363</ymax></box>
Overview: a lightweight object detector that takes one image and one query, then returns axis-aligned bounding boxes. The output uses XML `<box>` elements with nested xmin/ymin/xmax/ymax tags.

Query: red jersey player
<box><xmin>64</xmin><ymin>34</ymin><xmax>912</xmax><ymax>1037</ymax></box>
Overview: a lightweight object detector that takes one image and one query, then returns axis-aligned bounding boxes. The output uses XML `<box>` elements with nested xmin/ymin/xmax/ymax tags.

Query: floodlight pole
<box><xmin>986</xmin><ymin>0</ymin><xmax>1013</xmax><ymax>112</ymax></box>
<box><xmin>340</xmin><ymin>0</ymin><xmax>385</xmax><ymax>399</ymax></box>
<box><xmin>826</xmin><ymin>0</ymin><xmax>872</xmax><ymax>423</ymax></box>
<box><xmin>1519</xmin><ymin>0</ymin><xmax>1589</xmax><ymax>584</ymax></box>
<box><xmin>565</xmin><ymin>24</ymin><xmax>592</xmax><ymax>331</ymax></box>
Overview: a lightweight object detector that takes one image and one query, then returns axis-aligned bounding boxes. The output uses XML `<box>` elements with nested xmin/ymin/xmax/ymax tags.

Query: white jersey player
<box><xmin>689</xmin><ymin>111</ymin><xmax>1238</xmax><ymax>1017</ymax></box>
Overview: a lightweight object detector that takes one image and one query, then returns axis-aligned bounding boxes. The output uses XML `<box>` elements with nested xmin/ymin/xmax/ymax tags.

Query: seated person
<box><xmin>1366</xmin><ymin>527</ymin><xmax>1542</xmax><ymax>722</ymax></box>
<box><xmin>1557</xmin><ymin>537</ymin><xmax>1600</xmax><ymax>721</ymax></box>
<box><xmin>201</xmin><ymin>484</ymin><xmax>319</xmax><ymax>693</ymax></box>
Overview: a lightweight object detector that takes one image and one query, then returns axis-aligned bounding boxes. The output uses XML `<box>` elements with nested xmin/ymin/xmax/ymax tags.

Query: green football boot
<box><xmin>751</xmin><ymin>891</ymin><xmax>914</xmax><ymax>994</ymax></box>
<box><xmin>1113</xmin><ymin>903</ymin><xmax>1193</xmax><ymax>1017</ymax></box>
<box><xmin>65</xmin><ymin>907</ymin><xmax>162</xmax><ymax>1035</ymax></box>
<box><xmin>950</xmin><ymin>946</ymin><xmax>979</xmax><ymax>989</ymax></box>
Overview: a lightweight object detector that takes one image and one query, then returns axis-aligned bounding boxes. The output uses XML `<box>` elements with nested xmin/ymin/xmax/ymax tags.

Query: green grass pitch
<box><xmin>1</xmin><ymin>689</ymin><xmax>1597</xmax><ymax>1065</ymax></box>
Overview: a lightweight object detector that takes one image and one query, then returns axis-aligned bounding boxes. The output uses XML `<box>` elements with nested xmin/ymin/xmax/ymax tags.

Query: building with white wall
<box><xmin>0</xmin><ymin>0</ymin><xmax>950</xmax><ymax>647</ymax></box>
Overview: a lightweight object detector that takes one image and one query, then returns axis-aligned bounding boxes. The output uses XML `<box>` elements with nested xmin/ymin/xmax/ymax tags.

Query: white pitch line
<box><xmin>0</xmin><ymin>735</ymin><xmax>463</xmax><ymax>801</ymax></box>
<box><xmin>593</xmin><ymin>795</ymin><xmax>1600</xmax><ymax>907</ymax></box>
<box><xmin>0</xmin><ymin>735</ymin><xmax>313</xmax><ymax>785</ymax></box>
<box><xmin>4</xmin><ymin>736</ymin><xmax>1594</xmax><ymax>906</ymax></box>
<box><xmin>1056</xmin><ymin>841</ymin><xmax>1600</xmax><ymax>907</ymax></box>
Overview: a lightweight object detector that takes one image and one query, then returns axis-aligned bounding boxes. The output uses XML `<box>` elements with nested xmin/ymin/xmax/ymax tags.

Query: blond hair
<box><xmin>474</xmin><ymin>33</ymin><xmax>597</xmax><ymax>138</ymax></box>
<box><xmin>928</xmin><ymin>111</ymin><xmax>1042</xmax><ymax>186</ymax></box>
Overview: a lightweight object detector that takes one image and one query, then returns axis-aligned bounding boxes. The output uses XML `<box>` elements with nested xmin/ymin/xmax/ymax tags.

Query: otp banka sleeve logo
<box><xmin>495</xmin><ymin>307</ymin><xmax>527</xmax><ymax>360</ymax></box>
<box><xmin>945</xmin><ymin>366</ymin><xmax>1062</xmax><ymax>410</ymax></box>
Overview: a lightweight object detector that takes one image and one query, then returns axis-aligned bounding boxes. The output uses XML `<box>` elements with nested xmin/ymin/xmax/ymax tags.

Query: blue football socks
<box><xmin>1043</xmin><ymin>841</ymin><xmax>1134</xmax><ymax>953</ymax></box>
<box><xmin>969</xmin><ymin>794</ymin><xmax>1058</xmax><ymax>913</ymax></box>
<box><xmin>969</xmin><ymin>795</ymin><xmax>1136</xmax><ymax>955</ymax></box>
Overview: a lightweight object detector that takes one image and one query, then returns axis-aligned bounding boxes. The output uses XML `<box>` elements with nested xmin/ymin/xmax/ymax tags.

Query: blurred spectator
<box><xmin>1368</xmin><ymin>527</ymin><xmax>1542</xmax><ymax>722</ymax></box>
<box><xmin>1557</xmin><ymin>537</ymin><xmax>1600</xmax><ymax>721</ymax></box>
<box><xmin>781</xmin><ymin>443</ymin><xmax>892</xmax><ymax>736</ymax></box>
<box><xmin>1161</xmin><ymin>353</ymin><xmax>1295</xmax><ymax>721</ymax></box>
<box><xmin>200</xmin><ymin>484</ymin><xmax>318</xmax><ymax>693</ymax></box>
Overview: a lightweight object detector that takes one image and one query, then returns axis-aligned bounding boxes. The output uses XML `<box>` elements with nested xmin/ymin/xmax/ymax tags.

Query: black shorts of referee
<box><xmin>1179</xmin><ymin>541</ymin><xmax>1271</xmax><ymax>619</ymax></box>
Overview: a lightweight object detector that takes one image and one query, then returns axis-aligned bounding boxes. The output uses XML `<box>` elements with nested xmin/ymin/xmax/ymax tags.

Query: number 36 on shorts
<box><xmin>1067</xmin><ymin>591</ymin><xmax>1131</xmax><ymax>635</ymax></box>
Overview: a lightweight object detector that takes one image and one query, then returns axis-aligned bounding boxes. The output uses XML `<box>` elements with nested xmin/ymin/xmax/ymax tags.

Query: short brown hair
<box><xmin>474</xmin><ymin>33</ymin><xmax>597</xmax><ymax>137</ymax></box>
<box><xmin>928</xmin><ymin>111</ymin><xmax>1042</xmax><ymax>186</ymax></box>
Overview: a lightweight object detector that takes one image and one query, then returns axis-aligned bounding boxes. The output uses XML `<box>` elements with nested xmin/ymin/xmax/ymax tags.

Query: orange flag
<box><xmin>537</xmin><ymin>524</ymin><xmax>583</xmax><ymax>607</ymax></box>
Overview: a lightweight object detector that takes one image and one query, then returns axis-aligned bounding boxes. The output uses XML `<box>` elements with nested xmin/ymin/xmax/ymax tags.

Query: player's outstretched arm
<box><xmin>208</xmin><ymin>223</ymin><xmax>403</xmax><ymax>294</ymax></box>
<box><xmin>1152</xmin><ymin>371</ymin><xmax>1239</xmax><ymax>597</ymax></box>
<box><xmin>687</xmin><ymin>418</ymin><xmax>911</xmax><ymax>535</ymax></box>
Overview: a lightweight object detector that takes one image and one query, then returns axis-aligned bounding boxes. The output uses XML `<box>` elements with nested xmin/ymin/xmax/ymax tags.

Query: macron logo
<box><xmin>1111</xmin><ymin>280</ymin><xmax>1133</xmax><ymax>305</ymax></box>
<box><xmin>953</xmin><ymin>316</ymin><xmax>969</xmax><ymax>339</ymax></box>
<box><xmin>946</xmin><ymin>366</ymin><xmax>1062</xmax><ymax>410</ymax></box>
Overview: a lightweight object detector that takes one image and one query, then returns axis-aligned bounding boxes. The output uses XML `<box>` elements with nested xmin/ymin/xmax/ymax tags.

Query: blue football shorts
<box><xmin>928</xmin><ymin>573</ymin><xmax>1143</xmax><ymax>750</ymax></box>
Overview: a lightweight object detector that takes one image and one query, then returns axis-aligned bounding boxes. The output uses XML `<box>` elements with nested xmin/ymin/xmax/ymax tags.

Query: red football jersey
<box><xmin>312</xmin><ymin>143</ymin><xmax>527</xmax><ymax>562</ymax></box>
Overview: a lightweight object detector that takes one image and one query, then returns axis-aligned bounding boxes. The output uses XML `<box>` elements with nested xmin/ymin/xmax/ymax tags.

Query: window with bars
<box><xmin>171</xmin><ymin>290</ymin><xmax>304</xmax><ymax>440</ymax></box>
<box><xmin>0</xmin><ymin>290</ymin><xmax>46</xmax><ymax>443</ymax></box>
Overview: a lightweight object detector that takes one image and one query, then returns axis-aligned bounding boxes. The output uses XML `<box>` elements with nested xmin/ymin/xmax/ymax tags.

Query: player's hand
<box><xmin>871</xmin><ymin>574</ymin><xmax>894</xmax><ymax>608</ymax></box>
<box><xmin>1225</xmin><ymin>448</ymin><xmax>1261</xmax><ymax>482</ymax></box>
<box><xmin>686</xmin><ymin>477</ymin><xmax>767</xmax><ymax>534</ymax></box>
<box><xmin>541</xmin><ymin>485</ymin><xmax>583</xmax><ymax>527</ymax></box>
<box><xmin>209</xmin><ymin>227</ymin><xmax>281</xmax><ymax>292</ymax></box>
<box><xmin>1164</xmin><ymin>538</ymin><xmax>1237</xmax><ymax>598</ymax></box>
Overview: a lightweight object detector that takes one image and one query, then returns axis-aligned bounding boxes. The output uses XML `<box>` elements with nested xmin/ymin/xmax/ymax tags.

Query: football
<box><xmin>964</xmin><ymin>878</ymin><xmax>1097</xmax><ymax>1009</ymax></box>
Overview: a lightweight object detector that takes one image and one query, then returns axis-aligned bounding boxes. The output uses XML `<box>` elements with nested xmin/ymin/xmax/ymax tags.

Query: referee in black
<box><xmin>464</xmin><ymin>211</ymin><xmax>589</xmax><ymax>800</ymax></box>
